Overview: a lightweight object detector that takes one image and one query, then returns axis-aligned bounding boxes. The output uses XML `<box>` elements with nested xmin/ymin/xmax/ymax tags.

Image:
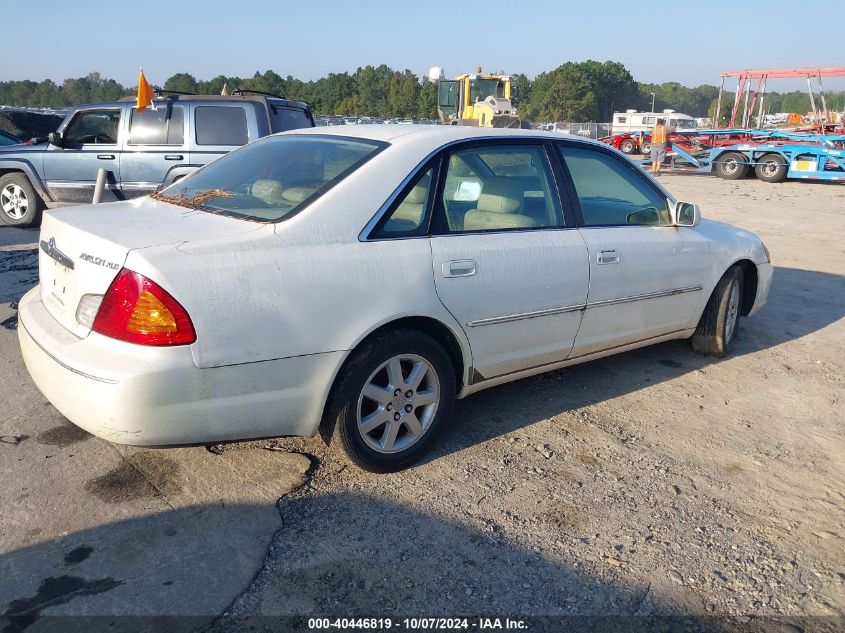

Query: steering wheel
<box><xmin>94</xmin><ymin>134</ymin><xmax>113</xmax><ymax>143</ymax></box>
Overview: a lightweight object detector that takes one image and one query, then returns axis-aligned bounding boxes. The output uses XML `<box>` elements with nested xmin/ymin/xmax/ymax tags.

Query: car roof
<box><xmin>286</xmin><ymin>124</ymin><xmax>608</xmax><ymax>150</ymax></box>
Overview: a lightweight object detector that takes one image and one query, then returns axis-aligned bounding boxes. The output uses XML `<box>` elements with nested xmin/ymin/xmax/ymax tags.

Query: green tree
<box><xmin>163</xmin><ymin>72</ymin><xmax>198</xmax><ymax>94</ymax></box>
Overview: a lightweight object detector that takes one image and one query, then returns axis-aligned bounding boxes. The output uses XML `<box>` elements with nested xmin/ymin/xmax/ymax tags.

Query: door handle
<box><xmin>97</xmin><ymin>154</ymin><xmax>115</xmax><ymax>160</ymax></box>
<box><xmin>164</xmin><ymin>155</ymin><xmax>183</xmax><ymax>161</ymax></box>
<box><xmin>597</xmin><ymin>249</ymin><xmax>620</xmax><ymax>265</ymax></box>
<box><xmin>442</xmin><ymin>260</ymin><xmax>477</xmax><ymax>278</ymax></box>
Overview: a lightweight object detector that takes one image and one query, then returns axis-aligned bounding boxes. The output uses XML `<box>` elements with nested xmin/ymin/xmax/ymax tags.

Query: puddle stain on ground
<box><xmin>63</xmin><ymin>546</ymin><xmax>93</xmax><ymax>565</ymax></box>
<box><xmin>3</xmin><ymin>575</ymin><xmax>123</xmax><ymax>629</ymax></box>
<box><xmin>84</xmin><ymin>452</ymin><xmax>181</xmax><ymax>503</ymax></box>
<box><xmin>659</xmin><ymin>359</ymin><xmax>683</xmax><ymax>368</ymax></box>
<box><xmin>36</xmin><ymin>424</ymin><xmax>92</xmax><ymax>448</ymax></box>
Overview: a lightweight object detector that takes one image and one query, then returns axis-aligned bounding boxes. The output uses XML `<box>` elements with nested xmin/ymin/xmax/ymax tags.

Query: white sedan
<box><xmin>18</xmin><ymin>126</ymin><xmax>772</xmax><ymax>472</ymax></box>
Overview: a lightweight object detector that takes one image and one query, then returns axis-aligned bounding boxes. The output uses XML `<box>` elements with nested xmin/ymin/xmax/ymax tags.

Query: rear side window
<box><xmin>195</xmin><ymin>106</ymin><xmax>248</xmax><ymax>145</ymax></box>
<box><xmin>158</xmin><ymin>134</ymin><xmax>387</xmax><ymax>222</ymax></box>
<box><xmin>269</xmin><ymin>105</ymin><xmax>312</xmax><ymax>132</ymax></box>
<box><xmin>128</xmin><ymin>105</ymin><xmax>184</xmax><ymax>145</ymax></box>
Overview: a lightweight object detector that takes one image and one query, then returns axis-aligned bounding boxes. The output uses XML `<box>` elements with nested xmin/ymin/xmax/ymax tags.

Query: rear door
<box><xmin>43</xmin><ymin>107</ymin><xmax>124</xmax><ymax>204</ymax></box>
<box><xmin>556</xmin><ymin>143</ymin><xmax>708</xmax><ymax>357</ymax></box>
<box><xmin>429</xmin><ymin>141</ymin><xmax>589</xmax><ymax>381</ymax></box>
<box><xmin>119</xmin><ymin>103</ymin><xmax>187</xmax><ymax>197</ymax></box>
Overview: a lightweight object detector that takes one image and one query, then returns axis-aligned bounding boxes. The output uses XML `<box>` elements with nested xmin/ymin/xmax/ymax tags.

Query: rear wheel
<box><xmin>754</xmin><ymin>153</ymin><xmax>788</xmax><ymax>183</ymax></box>
<box><xmin>619</xmin><ymin>139</ymin><xmax>636</xmax><ymax>154</ymax></box>
<box><xmin>323</xmin><ymin>329</ymin><xmax>456</xmax><ymax>472</ymax></box>
<box><xmin>715</xmin><ymin>152</ymin><xmax>749</xmax><ymax>180</ymax></box>
<box><xmin>640</xmin><ymin>141</ymin><xmax>652</xmax><ymax>155</ymax></box>
<box><xmin>691</xmin><ymin>266</ymin><xmax>744</xmax><ymax>357</ymax></box>
<box><xmin>0</xmin><ymin>173</ymin><xmax>43</xmax><ymax>227</ymax></box>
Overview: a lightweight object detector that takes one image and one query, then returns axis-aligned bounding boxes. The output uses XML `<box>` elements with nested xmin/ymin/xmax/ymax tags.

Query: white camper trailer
<box><xmin>612</xmin><ymin>109</ymin><xmax>697</xmax><ymax>134</ymax></box>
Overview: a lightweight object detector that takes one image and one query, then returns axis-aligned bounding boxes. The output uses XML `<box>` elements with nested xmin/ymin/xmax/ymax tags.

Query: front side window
<box><xmin>438</xmin><ymin>144</ymin><xmax>562</xmax><ymax>233</ymax></box>
<box><xmin>558</xmin><ymin>146</ymin><xmax>670</xmax><ymax>227</ymax></box>
<box><xmin>195</xmin><ymin>106</ymin><xmax>248</xmax><ymax>145</ymax></box>
<box><xmin>157</xmin><ymin>134</ymin><xmax>386</xmax><ymax>222</ymax></box>
<box><xmin>128</xmin><ymin>105</ymin><xmax>184</xmax><ymax>145</ymax></box>
<box><xmin>63</xmin><ymin>109</ymin><xmax>121</xmax><ymax>144</ymax></box>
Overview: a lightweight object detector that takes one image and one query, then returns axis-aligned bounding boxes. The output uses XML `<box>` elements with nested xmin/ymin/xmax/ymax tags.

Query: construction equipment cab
<box><xmin>437</xmin><ymin>68</ymin><xmax>520</xmax><ymax>128</ymax></box>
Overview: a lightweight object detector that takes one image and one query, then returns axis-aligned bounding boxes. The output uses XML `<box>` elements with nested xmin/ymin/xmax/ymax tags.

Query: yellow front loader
<box><xmin>436</xmin><ymin>68</ymin><xmax>520</xmax><ymax>128</ymax></box>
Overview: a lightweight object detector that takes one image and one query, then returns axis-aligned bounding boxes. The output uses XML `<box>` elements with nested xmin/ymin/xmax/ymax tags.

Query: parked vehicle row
<box><xmin>18</xmin><ymin>126</ymin><xmax>772</xmax><ymax>472</ymax></box>
<box><xmin>0</xmin><ymin>94</ymin><xmax>314</xmax><ymax>227</ymax></box>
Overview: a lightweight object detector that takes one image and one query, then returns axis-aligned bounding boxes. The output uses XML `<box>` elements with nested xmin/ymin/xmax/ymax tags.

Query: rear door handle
<box><xmin>597</xmin><ymin>249</ymin><xmax>620</xmax><ymax>265</ymax></box>
<box><xmin>164</xmin><ymin>154</ymin><xmax>183</xmax><ymax>160</ymax></box>
<box><xmin>442</xmin><ymin>259</ymin><xmax>477</xmax><ymax>278</ymax></box>
<box><xmin>97</xmin><ymin>154</ymin><xmax>115</xmax><ymax>160</ymax></box>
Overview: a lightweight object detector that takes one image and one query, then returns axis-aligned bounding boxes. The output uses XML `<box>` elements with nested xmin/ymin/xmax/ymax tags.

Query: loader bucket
<box><xmin>491</xmin><ymin>115</ymin><xmax>521</xmax><ymax>128</ymax></box>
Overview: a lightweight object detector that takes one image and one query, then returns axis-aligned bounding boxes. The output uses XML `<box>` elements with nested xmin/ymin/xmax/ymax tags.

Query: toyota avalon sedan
<box><xmin>18</xmin><ymin>126</ymin><xmax>772</xmax><ymax>472</ymax></box>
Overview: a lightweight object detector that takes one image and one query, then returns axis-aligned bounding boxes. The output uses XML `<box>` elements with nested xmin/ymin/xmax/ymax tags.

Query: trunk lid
<box><xmin>38</xmin><ymin>196</ymin><xmax>264</xmax><ymax>337</ymax></box>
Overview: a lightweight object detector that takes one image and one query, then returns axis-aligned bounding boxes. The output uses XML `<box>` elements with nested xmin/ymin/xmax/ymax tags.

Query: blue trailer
<box><xmin>650</xmin><ymin>129</ymin><xmax>845</xmax><ymax>183</ymax></box>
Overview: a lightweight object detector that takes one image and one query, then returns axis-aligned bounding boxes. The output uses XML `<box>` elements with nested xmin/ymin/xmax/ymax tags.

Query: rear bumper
<box><xmin>18</xmin><ymin>286</ymin><xmax>343</xmax><ymax>445</ymax></box>
<box><xmin>748</xmin><ymin>261</ymin><xmax>773</xmax><ymax>317</ymax></box>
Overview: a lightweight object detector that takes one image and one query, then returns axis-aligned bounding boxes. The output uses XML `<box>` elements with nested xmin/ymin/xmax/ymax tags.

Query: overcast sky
<box><xmin>2</xmin><ymin>0</ymin><xmax>843</xmax><ymax>92</ymax></box>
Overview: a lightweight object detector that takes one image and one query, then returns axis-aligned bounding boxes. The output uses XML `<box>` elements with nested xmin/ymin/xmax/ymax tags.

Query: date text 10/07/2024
<box><xmin>307</xmin><ymin>618</ymin><xmax>528</xmax><ymax>630</ymax></box>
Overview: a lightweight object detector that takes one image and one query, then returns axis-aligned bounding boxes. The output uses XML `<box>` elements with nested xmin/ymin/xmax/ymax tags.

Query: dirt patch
<box><xmin>36</xmin><ymin>424</ymin><xmax>92</xmax><ymax>448</ymax></box>
<box><xmin>84</xmin><ymin>452</ymin><xmax>181</xmax><ymax>503</ymax></box>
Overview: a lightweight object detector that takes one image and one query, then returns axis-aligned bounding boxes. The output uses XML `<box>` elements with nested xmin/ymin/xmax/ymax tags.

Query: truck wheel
<box><xmin>639</xmin><ymin>142</ymin><xmax>651</xmax><ymax>155</ymax></box>
<box><xmin>715</xmin><ymin>152</ymin><xmax>749</xmax><ymax>180</ymax></box>
<box><xmin>619</xmin><ymin>139</ymin><xmax>636</xmax><ymax>154</ymax></box>
<box><xmin>691</xmin><ymin>266</ymin><xmax>744</xmax><ymax>357</ymax></box>
<box><xmin>0</xmin><ymin>173</ymin><xmax>44</xmax><ymax>227</ymax></box>
<box><xmin>754</xmin><ymin>153</ymin><xmax>788</xmax><ymax>183</ymax></box>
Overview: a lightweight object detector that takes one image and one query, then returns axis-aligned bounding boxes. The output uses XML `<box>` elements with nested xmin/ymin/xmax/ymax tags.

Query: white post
<box><xmin>92</xmin><ymin>168</ymin><xmax>108</xmax><ymax>204</ymax></box>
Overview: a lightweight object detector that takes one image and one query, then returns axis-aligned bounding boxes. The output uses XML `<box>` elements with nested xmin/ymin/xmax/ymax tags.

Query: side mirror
<box><xmin>47</xmin><ymin>132</ymin><xmax>63</xmax><ymax>147</ymax></box>
<box><xmin>672</xmin><ymin>200</ymin><xmax>701</xmax><ymax>227</ymax></box>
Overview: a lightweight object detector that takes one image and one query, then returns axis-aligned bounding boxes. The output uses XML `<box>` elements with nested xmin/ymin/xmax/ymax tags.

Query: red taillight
<box><xmin>92</xmin><ymin>269</ymin><xmax>196</xmax><ymax>346</ymax></box>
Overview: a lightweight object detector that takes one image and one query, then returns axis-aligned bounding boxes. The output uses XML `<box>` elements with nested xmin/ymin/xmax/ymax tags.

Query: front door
<box><xmin>556</xmin><ymin>144</ymin><xmax>709</xmax><ymax>357</ymax></box>
<box><xmin>43</xmin><ymin>107</ymin><xmax>123</xmax><ymax>204</ymax></box>
<box><xmin>429</xmin><ymin>142</ymin><xmax>589</xmax><ymax>381</ymax></box>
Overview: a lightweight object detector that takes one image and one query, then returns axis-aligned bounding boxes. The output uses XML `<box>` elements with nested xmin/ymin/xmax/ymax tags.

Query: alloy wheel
<box><xmin>0</xmin><ymin>184</ymin><xmax>28</xmax><ymax>220</ymax></box>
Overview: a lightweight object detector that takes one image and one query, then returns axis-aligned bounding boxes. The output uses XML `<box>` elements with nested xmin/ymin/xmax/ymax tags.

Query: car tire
<box><xmin>715</xmin><ymin>152</ymin><xmax>749</xmax><ymax>180</ymax></box>
<box><xmin>639</xmin><ymin>142</ymin><xmax>651</xmax><ymax>155</ymax></box>
<box><xmin>754</xmin><ymin>153</ymin><xmax>788</xmax><ymax>183</ymax></box>
<box><xmin>323</xmin><ymin>328</ymin><xmax>456</xmax><ymax>473</ymax></box>
<box><xmin>691</xmin><ymin>266</ymin><xmax>744</xmax><ymax>357</ymax></box>
<box><xmin>620</xmin><ymin>139</ymin><xmax>636</xmax><ymax>154</ymax></box>
<box><xmin>0</xmin><ymin>172</ymin><xmax>44</xmax><ymax>227</ymax></box>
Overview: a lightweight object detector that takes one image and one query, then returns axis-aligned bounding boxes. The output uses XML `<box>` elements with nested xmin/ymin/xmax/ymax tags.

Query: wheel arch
<box><xmin>318</xmin><ymin>315</ymin><xmax>469</xmax><ymax>443</ymax></box>
<box><xmin>0</xmin><ymin>160</ymin><xmax>53</xmax><ymax>203</ymax></box>
<box><xmin>732</xmin><ymin>258</ymin><xmax>758</xmax><ymax>316</ymax></box>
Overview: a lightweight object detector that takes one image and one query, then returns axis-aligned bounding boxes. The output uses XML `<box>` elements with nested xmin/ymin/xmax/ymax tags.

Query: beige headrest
<box><xmin>251</xmin><ymin>180</ymin><xmax>285</xmax><ymax>205</ymax></box>
<box><xmin>405</xmin><ymin>173</ymin><xmax>431</xmax><ymax>204</ymax></box>
<box><xmin>282</xmin><ymin>186</ymin><xmax>315</xmax><ymax>204</ymax></box>
<box><xmin>476</xmin><ymin>177</ymin><xmax>523</xmax><ymax>214</ymax></box>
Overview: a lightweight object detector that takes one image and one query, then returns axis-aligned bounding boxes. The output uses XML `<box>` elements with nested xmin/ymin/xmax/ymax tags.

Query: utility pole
<box><xmin>651</xmin><ymin>92</ymin><xmax>656</xmax><ymax>112</ymax></box>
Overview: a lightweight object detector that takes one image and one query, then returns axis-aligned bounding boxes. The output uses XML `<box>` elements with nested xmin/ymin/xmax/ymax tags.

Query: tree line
<box><xmin>1</xmin><ymin>63</ymin><xmax>842</xmax><ymax>123</ymax></box>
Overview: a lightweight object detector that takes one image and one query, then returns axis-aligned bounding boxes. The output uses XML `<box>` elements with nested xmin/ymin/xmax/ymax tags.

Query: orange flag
<box><xmin>136</xmin><ymin>68</ymin><xmax>154</xmax><ymax>112</ymax></box>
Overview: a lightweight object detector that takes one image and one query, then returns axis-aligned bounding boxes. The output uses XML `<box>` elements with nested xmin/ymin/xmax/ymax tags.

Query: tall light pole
<box><xmin>650</xmin><ymin>92</ymin><xmax>656</xmax><ymax>113</ymax></box>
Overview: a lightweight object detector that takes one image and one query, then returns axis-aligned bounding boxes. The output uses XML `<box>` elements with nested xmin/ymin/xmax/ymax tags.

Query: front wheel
<box><xmin>323</xmin><ymin>329</ymin><xmax>456</xmax><ymax>472</ymax></box>
<box><xmin>691</xmin><ymin>266</ymin><xmax>744</xmax><ymax>357</ymax></box>
<box><xmin>0</xmin><ymin>173</ymin><xmax>44</xmax><ymax>227</ymax></box>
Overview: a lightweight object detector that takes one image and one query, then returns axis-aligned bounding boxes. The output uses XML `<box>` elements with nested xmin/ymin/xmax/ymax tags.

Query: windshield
<box><xmin>469</xmin><ymin>79</ymin><xmax>502</xmax><ymax>103</ymax></box>
<box><xmin>156</xmin><ymin>134</ymin><xmax>386</xmax><ymax>222</ymax></box>
<box><xmin>672</xmin><ymin>119</ymin><xmax>697</xmax><ymax>130</ymax></box>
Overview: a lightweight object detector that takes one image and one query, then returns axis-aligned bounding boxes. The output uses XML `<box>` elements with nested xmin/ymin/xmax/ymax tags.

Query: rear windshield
<box><xmin>269</xmin><ymin>104</ymin><xmax>313</xmax><ymax>132</ymax></box>
<box><xmin>157</xmin><ymin>134</ymin><xmax>386</xmax><ymax>222</ymax></box>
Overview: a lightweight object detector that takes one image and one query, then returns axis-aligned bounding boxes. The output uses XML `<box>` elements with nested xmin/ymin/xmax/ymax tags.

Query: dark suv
<box><xmin>0</xmin><ymin>93</ymin><xmax>314</xmax><ymax>226</ymax></box>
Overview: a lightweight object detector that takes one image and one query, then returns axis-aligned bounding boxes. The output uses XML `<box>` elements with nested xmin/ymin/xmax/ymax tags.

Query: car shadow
<box><xmin>0</xmin><ymin>494</ymin><xmax>792</xmax><ymax>633</ymax></box>
<box><xmin>424</xmin><ymin>265</ymin><xmax>844</xmax><ymax>463</ymax></box>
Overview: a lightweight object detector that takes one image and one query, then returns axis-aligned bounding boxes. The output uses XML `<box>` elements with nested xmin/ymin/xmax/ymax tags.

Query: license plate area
<box><xmin>51</xmin><ymin>260</ymin><xmax>75</xmax><ymax>308</ymax></box>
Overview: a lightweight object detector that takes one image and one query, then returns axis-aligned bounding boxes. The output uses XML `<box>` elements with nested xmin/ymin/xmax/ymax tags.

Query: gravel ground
<box><xmin>216</xmin><ymin>173</ymin><xmax>845</xmax><ymax>624</ymax></box>
<box><xmin>0</xmin><ymin>172</ymin><xmax>843</xmax><ymax>631</ymax></box>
